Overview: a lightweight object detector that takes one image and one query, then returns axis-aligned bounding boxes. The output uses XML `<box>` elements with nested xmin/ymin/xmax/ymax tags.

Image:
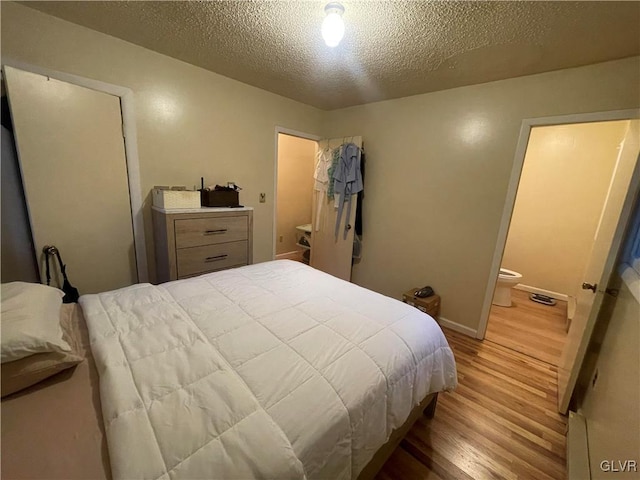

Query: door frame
<box><xmin>1</xmin><ymin>59</ymin><xmax>148</xmax><ymax>283</ymax></box>
<box><xmin>476</xmin><ymin>108</ymin><xmax>640</xmax><ymax>340</ymax></box>
<box><xmin>272</xmin><ymin>127</ymin><xmax>321</xmax><ymax>259</ymax></box>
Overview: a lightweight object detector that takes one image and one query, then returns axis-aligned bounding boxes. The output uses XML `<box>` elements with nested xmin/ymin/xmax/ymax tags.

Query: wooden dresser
<box><xmin>152</xmin><ymin>206</ymin><xmax>253</xmax><ymax>282</ymax></box>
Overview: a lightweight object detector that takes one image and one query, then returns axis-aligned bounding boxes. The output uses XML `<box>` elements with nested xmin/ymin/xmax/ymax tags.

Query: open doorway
<box><xmin>274</xmin><ymin>129</ymin><xmax>364</xmax><ymax>281</ymax></box>
<box><xmin>275</xmin><ymin>132</ymin><xmax>318</xmax><ymax>264</ymax></box>
<box><xmin>483</xmin><ymin>119</ymin><xmax>636</xmax><ymax>367</ymax></box>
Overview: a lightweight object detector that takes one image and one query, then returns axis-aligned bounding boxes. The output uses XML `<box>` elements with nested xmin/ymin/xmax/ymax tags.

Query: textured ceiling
<box><xmin>21</xmin><ymin>1</ymin><xmax>640</xmax><ymax>110</ymax></box>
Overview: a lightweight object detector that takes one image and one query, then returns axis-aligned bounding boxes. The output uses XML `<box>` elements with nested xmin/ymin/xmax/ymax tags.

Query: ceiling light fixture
<box><xmin>321</xmin><ymin>2</ymin><xmax>345</xmax><ymax>48</ymax></box>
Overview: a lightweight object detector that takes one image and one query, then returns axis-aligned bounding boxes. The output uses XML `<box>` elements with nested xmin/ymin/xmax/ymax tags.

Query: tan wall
<box><xmin>276</xmin><ymin>134</ymin><xmax>315</xmax><ymax>255</ymax></box>
<box><xmin>1</xmin><ymin>2</ymin><xmax>323</xmax><ymax>282</ymax></box>
<box><xmin>3</xmin><ymin>3</ymin><xmax>640</xmax><ymax>329</ymax></box>
<box><xmin>502</xmin><ymin>121</ymin><xmax>629</xmax><ymax>298</ymax></box>
<box><xmin>580</xmin><ymin>279</ymin><xmax>639</xmax><ymax>479</ymax></box>
<box><xmin>323</xmin><ymin>56</ymin><xmax>640</xmax><ymax>332</ymax></box>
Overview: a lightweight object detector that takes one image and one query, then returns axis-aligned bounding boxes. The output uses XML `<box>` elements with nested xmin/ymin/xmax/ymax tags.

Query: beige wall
<box><xmin>323</xmin><ymin>56</ymin><xmax>640</xmax><ymax>332</ymax></box>
<box><xmin>1</xmin><ymin>2</ymin><xmax>323</xmax><ymax>282</ymax></box>
<box><xmin>276</xmin><ymin>134</ymin><xmax>315</xmax><ymax>255</ymax></box>
<box><xmin>579</xmin><ymin>279</ymin><xmax>639</xmax><ymax>479</ymax></box>
<box><xmin>3</xmin><ymin>3</ymin><xmax>640</xmax><ymax>330</ymax></box>
<box><xmin>502</xmin><ymin>121</ymin><xmax>629</xmax><ymax>298</ymax></box>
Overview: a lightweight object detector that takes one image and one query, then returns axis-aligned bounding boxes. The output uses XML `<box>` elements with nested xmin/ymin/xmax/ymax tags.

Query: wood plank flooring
<box><xmin>376</xmin><ymin>328</ymin><xmax>567</xmax><ymax>480</ymax></box>
<box><xmin>485</xmin><ymin>289</ymin><xmax>568</xmax><ymax>366</ymax></box>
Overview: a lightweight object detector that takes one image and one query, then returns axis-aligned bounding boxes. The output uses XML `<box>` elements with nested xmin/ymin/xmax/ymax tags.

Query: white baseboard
<box><xmin>567</xmin><ymin>296</ymin><xmax>577</xmax><ymax>321</ymax></box>
<box><xmin>437</xmin><ymin>316</ymin><xmax>478</xmax><ymax>338</ymax></box>
<box><xmin>275</xmin><ymin>250</ymin><xmax>302</xmax><ymax>261</ymax></box>
<box><xmin>514</xmin><ymin>284</ymin><xmax>569</xmax><ymax>302</ymax></box>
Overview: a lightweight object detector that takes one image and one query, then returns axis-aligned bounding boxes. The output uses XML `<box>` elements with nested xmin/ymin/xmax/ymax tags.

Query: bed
<box><xmin>2</xmin><ymin>260</ymin><xmax>457</xmax><ymax>479</ymax></box>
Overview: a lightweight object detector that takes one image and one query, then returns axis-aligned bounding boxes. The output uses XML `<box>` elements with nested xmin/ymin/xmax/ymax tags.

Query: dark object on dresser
<box><xmin>200</xmin><ymin>186</ymin><xmax>240</xmax><ymax>207</ymax></box>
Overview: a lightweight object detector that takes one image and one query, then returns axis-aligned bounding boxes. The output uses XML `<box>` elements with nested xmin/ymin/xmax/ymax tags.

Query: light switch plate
<box><xmin>259</xmin><ymin>193</ymin><xmax>266</xmax><ymax>203</ymax></box>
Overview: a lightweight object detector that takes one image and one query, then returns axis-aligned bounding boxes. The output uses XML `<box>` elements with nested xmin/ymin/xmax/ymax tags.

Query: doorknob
<box><xmin>582</xmin><ymin>282</ymin><xmax>597</xmax><ymax>293</ymax></box>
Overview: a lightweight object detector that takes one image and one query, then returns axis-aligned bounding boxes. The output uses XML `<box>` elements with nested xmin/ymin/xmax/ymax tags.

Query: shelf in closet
<box><xmin>296</xmin><ymin>224</ymin><xmax>312</xmax><ymax>234</ymax></box>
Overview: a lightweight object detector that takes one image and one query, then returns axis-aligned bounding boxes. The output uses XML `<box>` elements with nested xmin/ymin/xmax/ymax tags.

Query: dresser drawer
<box><xmin>177</xmin><ymin>241</ymin><xmax>248</xmax><ymax>277</ymax></box>
<box><xmin>174</xmin><ymin>216</ymin><xmax>248</xmax><ymax>249</ymax></box>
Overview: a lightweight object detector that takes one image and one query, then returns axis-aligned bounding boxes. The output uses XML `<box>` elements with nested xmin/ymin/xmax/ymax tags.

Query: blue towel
<box><xmin>333</xmin><ymin>143</ymin><xmax>363</xmax><ymax>240</ymax></box>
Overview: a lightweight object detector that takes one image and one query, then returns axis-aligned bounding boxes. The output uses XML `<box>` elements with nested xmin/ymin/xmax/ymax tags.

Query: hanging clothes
<box><xmin>333</xmin><ymin>143</ymin><xmax>363</xmax><ymax>240</ymax></box>
<box><xmin>355</xmin><ymin>149</ymin><xmax>365</xmax><ymax>236</ymax></box>
<box><xmin>327</xmin><ymin>147</ymin><xmax>340</xmax><ymax>202</ymax></box>
<box><xmin>313</xmin><ymin>146</ymin><xmax>333</xmax><ymax>231</ymax></box>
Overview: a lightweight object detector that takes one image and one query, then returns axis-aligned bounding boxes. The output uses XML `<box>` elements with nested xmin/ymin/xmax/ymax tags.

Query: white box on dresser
<box><xmin>152</xmin><ymin>206</ymin><xmax>253</xmax><ymax>282</ymax></box>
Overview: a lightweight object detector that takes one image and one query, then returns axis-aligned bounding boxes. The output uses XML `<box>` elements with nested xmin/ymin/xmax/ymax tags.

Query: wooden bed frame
<box><xmin>357</xmin><ymin>392</ymin><xmax>438</xmax><ymax>480</ymax></box>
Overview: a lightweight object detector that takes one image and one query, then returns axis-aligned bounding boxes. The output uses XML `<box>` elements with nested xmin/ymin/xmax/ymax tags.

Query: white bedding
<box><xmin>80</xmin><ymin>260</ymin><xmax>457</xmax><ymax>480</ymax></box>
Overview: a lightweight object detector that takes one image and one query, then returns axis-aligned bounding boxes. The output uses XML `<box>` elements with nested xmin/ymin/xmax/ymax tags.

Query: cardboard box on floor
<box><xmin>402</xmin><ymin>288</ymin><xmax>441</xmax><ymax>319</ymax></box>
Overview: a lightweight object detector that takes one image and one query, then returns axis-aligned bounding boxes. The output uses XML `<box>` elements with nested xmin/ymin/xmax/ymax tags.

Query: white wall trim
<box><xmin>273</xmin><ymin>126</ymin><xmax>321</xmax><ymax>259</ymax></box>
<box><xmin>276</xmin><ymin>127</ymin><xmax>322</xmax><ymax>142</ymax></box>
<box><xmin>567</xmin><ymin>411</ymin><xmax>591</xmax><ymax>480</ymax></box>
<box><xmin>476</xmin><ymin>109</ymin><xmax>640</xmax><ymax>340</ymax></box>
<box><xmin>275</xmin><ymin>250</ymin><xmax>303</xmax><ymax>261</ymax></box>
<box><xmin>437</xmin><ymin>316</ymin><xmax>478</xmax><ymax>338</ymax></box>
<box><xmin>1</xmin><ymin>58</ymin><xmax>149</xmax><ymax>283</ymax></box>
<box><xmin>568</xmin><ymin>296</ymin><xmax>577</xmax><ymax>321</ymax></box>
<box><xmin>513</xmin><ymin>284</ymin><xmax>569</xmax><ymax>302</ymax></box>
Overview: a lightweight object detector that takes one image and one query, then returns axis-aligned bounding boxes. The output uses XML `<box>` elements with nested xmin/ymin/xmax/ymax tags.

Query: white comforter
<box><xmin>81</xmin><ymin>260</ymin><xmax>457</xmax><ymax>480</ymax></box>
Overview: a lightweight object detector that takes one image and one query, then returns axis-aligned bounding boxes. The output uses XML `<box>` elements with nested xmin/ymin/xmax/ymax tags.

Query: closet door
<box><xmin>4</xmin><ymin>66</ymin><xmax>137</xmax><ymax>294</ymax></box>
<box><xmin>310</xmin><ymin>136</ymin><xmax>362</xmax><ymax>281</ymax></box>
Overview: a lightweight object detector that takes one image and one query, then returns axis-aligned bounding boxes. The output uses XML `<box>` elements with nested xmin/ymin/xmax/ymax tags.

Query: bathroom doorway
<box><xmin>275</xmin><ymin>132</ymin><xmax>318</xmax><ymax>264</ymax></box>
<box><xmin>481</xmin><ymin>118</ymin><xmax>637</xmax><ymax>367</ymax></box>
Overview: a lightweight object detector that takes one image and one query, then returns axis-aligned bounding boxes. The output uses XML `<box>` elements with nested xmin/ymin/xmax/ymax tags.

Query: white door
<box><xmin>4</xmin><ymin>66</ymin><xmax>137</xmax><ymax>294</ymax></box>
<box><xmin>558</xmin><ymin>120</ymin><xmax>640</xmax><ymax>412</ymax></box>
<box><xmin>310</xmin><ymin>136</ymin><xmax>362</xmax><ymax>281</ymax></box>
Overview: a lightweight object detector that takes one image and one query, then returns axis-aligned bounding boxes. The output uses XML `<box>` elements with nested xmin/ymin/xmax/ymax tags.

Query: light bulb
<box><xmin>321</xmin><ymin>3</ymin><xmax>345</xmax><ymax>47</ymax></box>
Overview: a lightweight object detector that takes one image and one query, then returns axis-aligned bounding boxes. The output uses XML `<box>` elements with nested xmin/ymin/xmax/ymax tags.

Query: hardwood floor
<box><xmin>376</xmin><ymin>328</ymin><xmax>567</xmax><ymax>480</ymax></box>
<box><xmin>485</xmin><ymin>289</ymin><xmax>568</xmax><ymax>366</ymax></box>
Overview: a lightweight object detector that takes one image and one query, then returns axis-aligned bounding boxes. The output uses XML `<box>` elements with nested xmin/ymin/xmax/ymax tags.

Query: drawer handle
<box><xmin>205</xmin><ymin>254</ymin><xmax>228</xmax><ymax>262</ymax></box>
<box><xmin>204</xmin><ymin>229</ymin><xmax>227</xmax><ymax>235</ymax></box>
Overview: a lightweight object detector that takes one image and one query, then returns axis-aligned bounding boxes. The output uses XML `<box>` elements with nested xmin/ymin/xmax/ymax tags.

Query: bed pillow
<box><xmin>1</xmin><ymin>282</ymin><xmax>71</xmax><ymax>363</ymax></box>
<box><xmin>1</xmin><ymin>303</ymin><xmax>84</xmax><ymax>397</ymax></box>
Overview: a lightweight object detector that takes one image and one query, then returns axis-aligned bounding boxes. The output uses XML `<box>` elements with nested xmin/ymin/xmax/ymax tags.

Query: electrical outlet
<box><xmin>259</xmin><ymin>193</ymin><xmax>266</xmax><ymax>203</ymax></box>
<box><xmin>279</xmin><ymin>235</ymin><xmax>283</xmax><ymax>243</ymax></box>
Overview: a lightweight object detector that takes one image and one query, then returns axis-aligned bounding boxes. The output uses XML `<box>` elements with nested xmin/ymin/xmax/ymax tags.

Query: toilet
<box><xmin>492</xmin><ymin>268</ymin><xmax>523</xmax><ymax>307</ymax></box>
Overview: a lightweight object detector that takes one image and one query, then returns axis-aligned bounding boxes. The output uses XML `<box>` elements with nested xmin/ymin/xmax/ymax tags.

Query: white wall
<box><xmin>502</xmin><ymin>121</ymin><xmax>629</xmax><ymax>298</ymax></box>
<box><xmin>3</xmin><ymin>3</ymin><xmax>640</xmax><ymax>334</ymax></box>
<box><xmin>1</xmin><ymin>2</ymin><xmax>323</xmax><ymax>282</ymax></box>
<box><xmin>323</xmin><ymin>57</ymin><xmax>640</xmax><ymax>333</ymax></box>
